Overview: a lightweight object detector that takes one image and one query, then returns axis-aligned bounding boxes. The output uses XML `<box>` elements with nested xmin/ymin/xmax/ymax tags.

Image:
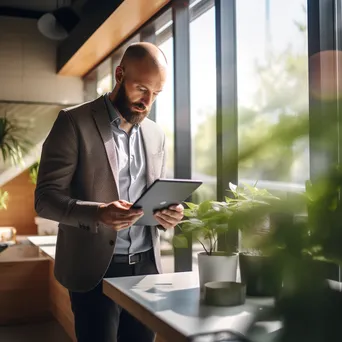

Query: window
<box><xmin>84</xmin><ymin>70</ymin><xmax>97</xmax><ymax>102</ymax></box>
<box><xmin>189</xmin><ymin>0</ymin><xmax>216</xmax><ymax>271</ymax></box>
<box><xmin>140</xmin><ymin>9</ymin><xmax>175</xmax><ymax>273</ymax></box>
<box><xmin>190</xmin><ymin>0</ymin><xmax>216</xmax><ymax>203</ymax></box>
<box><xmin>155</xmin><ymin>9</ymin><xmax>175</xmax><ymax>179</ymax></box>
<box><xmin>96</xmin><ymin>59</ymin><xmax>112</xmax><ymax>96</ymax></box>
<box><xmin>236</xmin><ymin>0</ymin><xmax>309</xmax><ymax>192</ymax></box>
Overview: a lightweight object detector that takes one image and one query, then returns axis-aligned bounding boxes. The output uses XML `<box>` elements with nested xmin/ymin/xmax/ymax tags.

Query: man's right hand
<box><xmin>97</xmin><ymin>200</ymin><xmax>143</xmax><ymax>231</ymax></box>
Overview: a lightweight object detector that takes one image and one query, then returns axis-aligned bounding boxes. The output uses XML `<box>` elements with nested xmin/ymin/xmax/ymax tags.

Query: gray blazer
<box><xmin>35</xmin><ymin>96</ymin><xmax>166</xmax><ymax>292</ymax></box>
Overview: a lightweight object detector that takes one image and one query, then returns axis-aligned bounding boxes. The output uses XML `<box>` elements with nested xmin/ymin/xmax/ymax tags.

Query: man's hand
<box><xmin>97</xmin><ymin>200</ymin><xmax>143</xmax><ymax>231</ymax></box>
<box><xmin>154</xmin><ymin>204</ymin><xmax>184</xmax><ymax>229</ymax></box>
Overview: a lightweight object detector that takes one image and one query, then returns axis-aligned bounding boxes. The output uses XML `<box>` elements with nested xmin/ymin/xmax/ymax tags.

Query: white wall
<box><xmin>0</xmin><ymin>16</ymin><xmax>83</xmax><ymax>104</ymax></box>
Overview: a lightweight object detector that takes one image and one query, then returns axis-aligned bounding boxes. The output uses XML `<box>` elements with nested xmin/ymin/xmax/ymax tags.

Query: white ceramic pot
<box><xmin>35</xmin><ymin>216</ymin><xmax>59</xmax><ymax>235</ymax></box>
<box><xmin>197</xmin><ymin>252</ymin><xmax>238</xmax><ymax>289</ymax></box>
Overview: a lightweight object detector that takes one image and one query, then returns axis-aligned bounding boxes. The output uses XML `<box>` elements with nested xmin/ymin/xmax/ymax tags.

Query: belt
<box><xmin>112</xmin><ymin>249</ymin><xmax>152</xmax><ymax>265</ymax></box>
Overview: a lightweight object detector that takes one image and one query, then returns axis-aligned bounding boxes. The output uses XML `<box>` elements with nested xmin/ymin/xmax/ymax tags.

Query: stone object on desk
<box><xmin>35</xmin><ymin>216</ymin><xmax>59</xmax><ymax>235</ymax></box>
<box><xmin>204</xmin><ymin>281</ymin><xmax>246</xmax><ymax>307</ymax></box>
<box><xmin>0</xmin><ymin>226</ymin><xmax>16</xmax><ymax>245</ymax></box>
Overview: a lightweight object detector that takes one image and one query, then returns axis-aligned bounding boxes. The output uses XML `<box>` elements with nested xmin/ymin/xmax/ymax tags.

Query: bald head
<box><xmin>111</xmin><ymin>42</ymin><xmax>168</xmax><ymax>126</ymax></box>
<box><xmin>120</xmin><ymin>42</ymin><xmax>168</xmax><ymax>69</ymax></box>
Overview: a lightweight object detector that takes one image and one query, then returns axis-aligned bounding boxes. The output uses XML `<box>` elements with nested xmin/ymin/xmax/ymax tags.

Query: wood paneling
<box><xmin>58</xmin><ymin>0</ymin><xmax>170</xmax><ymax>77</ymax></box>
<box><xmin>0</xmin><ymin>169</ymin><xmax>37</xmax><ymax>235</ymax></box>
<box><xmin>48</xmin><ymin>258</ymin><xmax>76</xmax><ymax>342</ymax></box>
<box><xmin>0</xmin><ymin>245</ymin><xmax>50</xmax><ymax>325</ymax></box>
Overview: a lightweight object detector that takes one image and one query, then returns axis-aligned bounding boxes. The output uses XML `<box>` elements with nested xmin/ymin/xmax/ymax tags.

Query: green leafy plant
<box><xmin>0</xmin><ymin>116</ymin><xmax>32</xmax><ymax>166</ymax></box>
<box><xmin>0</xmin><ymin>116</ymin><xmax>33</xmax><ymax>212</ymax></box>
<box><xmin>0</xmin><ymin>190</ymin><xmax>8</xmax><ymax>210</ymax></box>
<box><xmin>29</xmin><ymin>161</ymin><xmax>40</xmax><ymax>185</ymax></box>
<box><xmin>173</xmin><ymin>182</ymin><xmax>279</xmax><ymax>255</ymax></box>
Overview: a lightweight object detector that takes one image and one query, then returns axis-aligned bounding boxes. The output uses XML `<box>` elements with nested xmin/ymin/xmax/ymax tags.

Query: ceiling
<box><xmin>0</xmin><ymin>0</ymin><xmax>74</xmax><ymax>18</ymax></box>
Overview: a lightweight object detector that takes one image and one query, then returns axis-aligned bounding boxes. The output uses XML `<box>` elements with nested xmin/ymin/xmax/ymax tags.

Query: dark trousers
<box><xmin>69</xmin><ymin>249</ymin><xmax>158</xmax><ymax>342</ymax></box>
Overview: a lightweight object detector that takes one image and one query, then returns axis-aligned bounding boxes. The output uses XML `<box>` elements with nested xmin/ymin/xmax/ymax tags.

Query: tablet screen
<box><xmin>132</xmin><ymin>178</ymin><xmax>202</xmax><ymax>226</ymax></box>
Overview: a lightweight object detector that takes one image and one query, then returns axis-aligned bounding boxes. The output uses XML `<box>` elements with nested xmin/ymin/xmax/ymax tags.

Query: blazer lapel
<box><xmin>141</xmin><ymin>120</ymin><xmax>156</xmax><ymax>187</ymax></box>
<box><xmin>91</xmin><ymin>96</ymin><xmax>120</xmax><ymax>196</ymax></box>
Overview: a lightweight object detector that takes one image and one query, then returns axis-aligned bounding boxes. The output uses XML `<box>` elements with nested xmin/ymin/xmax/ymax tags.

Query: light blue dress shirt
<box><xmin>104</xmin><ymin>94</ymin><xmax>152</xmax><ymax>255</ymax></box>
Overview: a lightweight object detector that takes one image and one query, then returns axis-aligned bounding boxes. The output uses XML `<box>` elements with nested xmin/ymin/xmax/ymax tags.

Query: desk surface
<box><xmin>27</xmin><ymin>235</ymin><xmax>57</xmax><ymax>246</ymax></box>
<box><xmin>27</xmin><ymin>236</ymin><xmax>281</xmax><ymax>340</ymax></box>
<box><xmin>0</xmin><ymin>244</ymin><xmax>49</xmax><ymax>262</ymax></box>
<box><xmin>103</xmin><ymin>272</ymin><xmax>277</xmax><ymax>341</ymax></box>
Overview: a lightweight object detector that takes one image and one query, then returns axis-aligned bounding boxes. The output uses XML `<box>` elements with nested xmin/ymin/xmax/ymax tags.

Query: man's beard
<box><xmin>112</xmin><ymin>83</ymin><xmax>149</xmax><ymax>125</ymax></box>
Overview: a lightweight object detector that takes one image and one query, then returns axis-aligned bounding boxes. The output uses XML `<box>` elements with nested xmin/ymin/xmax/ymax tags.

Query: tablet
<box><xmin>132</xmin><ymin>178</ymin><xmax>202</xmax><ymax>226</ymax></box>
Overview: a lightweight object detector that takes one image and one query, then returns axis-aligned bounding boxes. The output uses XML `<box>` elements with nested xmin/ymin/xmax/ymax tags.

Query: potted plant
<box><xmin>239</xmin><ymin>247</ymin><xmax>282</xmax><ymax>297</ymax></box>
<box><xmin>303</xmin><ymin>172</ymin><xmax>342</xmax><ymax>282</ymax></box>
<box><xmin>0</xmin><ymin>116</ymin><xmax>31</xmax><ymax>166</ymax></box>
<box><xmin>0</xmin><ymin>115</ymin><xmax>30</xmax><ymax>248</ymax></box>
<box><xmin>173</xmin><ymin>197</ymin><xmax>238</xmax><ymax>289</ymax></box>
<box><xmin>228</xmin><ymin>183</ymin><xmax>282</xmax><ymax>297</ymax></box>
<box><xmin>174</xmin><ymin>182</ymin><xmax>278</xmax><ymax>290</ymax></box>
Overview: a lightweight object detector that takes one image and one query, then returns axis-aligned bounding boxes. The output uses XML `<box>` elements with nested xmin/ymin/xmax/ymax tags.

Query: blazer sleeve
<box><xmin>35</xmin><ymin>110</ymin><xmax>103</xmax><ymax>234</ymax></box>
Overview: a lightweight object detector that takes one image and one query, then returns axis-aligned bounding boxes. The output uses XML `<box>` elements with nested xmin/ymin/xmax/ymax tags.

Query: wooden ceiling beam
<box><xmin>57</xmin><ymin>0</ymin><xmax>170</xmax><ymax>77</ymax></box>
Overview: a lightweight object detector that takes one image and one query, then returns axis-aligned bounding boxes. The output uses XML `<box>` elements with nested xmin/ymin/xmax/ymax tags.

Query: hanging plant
<box><xmin>0</xmin><ymin>115</ymin><xmax>32</xmax><ymax>166</ymax></box>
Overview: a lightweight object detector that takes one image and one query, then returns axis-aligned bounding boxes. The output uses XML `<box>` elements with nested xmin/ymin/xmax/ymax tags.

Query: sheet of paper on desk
<box><xmin>158</xmin><ymin>303</ymin><xmax>260</xmax><ymax>339</ymax></box>
<box><xmin>134</xmin><ymin>273</ymin><xmax>199</xmax><ymax>290</ymax></box>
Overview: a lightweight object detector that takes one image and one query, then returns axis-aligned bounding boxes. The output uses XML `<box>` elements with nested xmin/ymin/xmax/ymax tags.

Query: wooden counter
<box><xmin>0</xmin><ymin>237</ymin><xmax>76</xmax><ymax>341</ymax></box>
<box><xmin>0</xmin><ymin>245</ymin><xmax>50</xmax><ymax>325</ymax></box>
<box><xmin>27</xmin><ymin>236</ymin><xmax>76</xmax><ymax>341</ymax></box>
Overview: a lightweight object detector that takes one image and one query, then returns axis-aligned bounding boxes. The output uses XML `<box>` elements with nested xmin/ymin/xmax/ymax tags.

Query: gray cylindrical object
<box><xmin>204</xmin><ymin>281</ymin><xmax>246</xmax><ymax>307</ymax></box>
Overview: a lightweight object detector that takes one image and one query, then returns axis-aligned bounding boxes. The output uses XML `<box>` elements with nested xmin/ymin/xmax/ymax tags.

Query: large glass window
<box><xmin>190</xmin><ymin>1</ymin><xmax>216</xmax><ymax>204</ymax></box>
<box><xmin>84</xmin><ymin>70</ymin><xmax>97</xmax><ymax>102</ymax></box>
<box><xmin>189</xmin><ymin>0</ymin><xmax>216</xmax><ymax>271</ymax></box>
<box><xmin>155</xmin><ymin>10</ymin><xmax>175</xmax><ymax>179</ymax></box>
<box><xmin>236</xmin><ymin>0</ymin><xmax>309</xmax><ymax>192</ymax></box>
<box><xmin>96</xmin><ymin>59</ymin><xmax>112</xmax><ymax>96</ymax></box>
<box><xmin>153</xmin><ymin>9</ymin><xmax>175</xmax><ymax>273</ymax></box>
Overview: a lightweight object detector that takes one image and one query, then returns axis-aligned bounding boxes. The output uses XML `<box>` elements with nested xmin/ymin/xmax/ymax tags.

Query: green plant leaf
<box><xmin>229</xmin><ymin>182</ymin><xmax>237</xmax><ymax>192</ymax></box>
<box><xmin>198</xmin><ymin>200</ymin><xmax>213</xmax><ymax>217</ymax></box>
<box><xmin>173</xmin><ymin>235</ymin><xmax>188</xmax><ymax>248</ymax></box>
<box><xmin>183</xmin><ymin>208</ymin><xmax>198</xmax><ymax>218</ymax></box>
<box><xmin>213</xmin><ymin>223</ymin><xmax>229</xmax><ymax>234</ymax></box>
<box><xmin>184</xmin><ymin>202</ymin><xmax>198</xmax><ymax>210</ymax></box>
<box><xmin>181</xmin><ymin>219</ymin><xmax>205</xmax><ymax>233</ymax></box>
<box><xmin>29</xmin><ymin>160</ymin><xmax>40</xmax><ymax>185</ymax></box>
<box><xmin>0</xmin><ymin>190</ymin><xmax>9</xmax><ymax>210</ymax></box>
<box><xmin>0</xmin><ymin>116</ymin><xmax>33</xmax><ymax>166</ymax></box>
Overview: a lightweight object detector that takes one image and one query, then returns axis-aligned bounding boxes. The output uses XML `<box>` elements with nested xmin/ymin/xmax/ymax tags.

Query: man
<box><xmin>35</xmin><ymin>42</ymin><xmax>184</xmax><ymax>342</ymax></box>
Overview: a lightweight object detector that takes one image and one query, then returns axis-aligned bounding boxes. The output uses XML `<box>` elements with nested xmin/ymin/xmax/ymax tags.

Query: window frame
<box><xmin>82</xmin><ymin>0</ymin><xmax>338</xmax><ymax>273</ymax></box>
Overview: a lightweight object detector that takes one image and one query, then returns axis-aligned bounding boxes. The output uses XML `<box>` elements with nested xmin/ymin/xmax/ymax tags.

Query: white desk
<box><xmin>39</xmin><ymin>245</ymin><xmax>56</xmax><ymax>259</ymax></box>
<box><xmin>27</xmin><ymin>235</ymin><xmax>57</xmax><ymax>246</ymax></box>
<box><xmin>27</xmin><ymin>236</ymin><xmax>57</xmax><ymax>259</ymax></box>
<box><xmin>27</xmin><ymin>236</ymin><xmax>282</xmax><ymax>341</ymax></box>
<box><xmin>103</xmin><ymin>272</ymin><xmax>278</xmax><ymax>342</ymax></box>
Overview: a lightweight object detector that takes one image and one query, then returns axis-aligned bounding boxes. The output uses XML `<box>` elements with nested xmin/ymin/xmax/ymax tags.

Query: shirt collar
<box><xmin>104</xmin><ymin>93</ymin><xmax>140</xmax><ymax>130</ymax></box>
<box><xmin>104</xmin><ymin>93</ymin><xmax>120</xmax><ymax>125</ymax></box>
